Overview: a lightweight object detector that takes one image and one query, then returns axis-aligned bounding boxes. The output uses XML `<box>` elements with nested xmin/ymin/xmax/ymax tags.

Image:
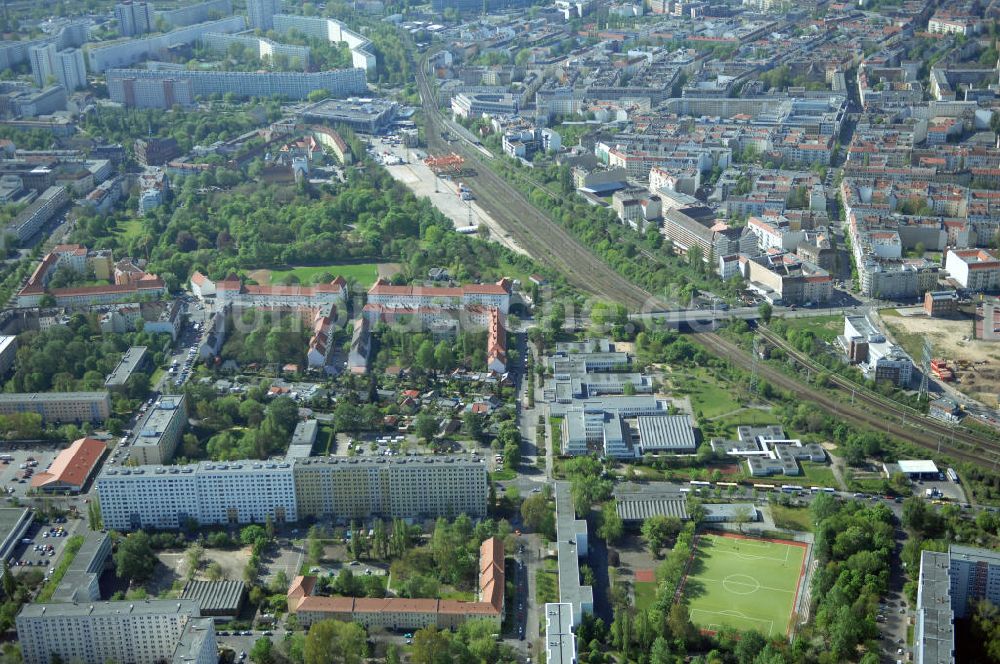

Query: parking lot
<box><xmin>8</xmin><ymin>515</ymin><xmax>83</xmax><ymax>579</ymax></box>
<box><xmin>0</xmin><ymin>449</ymin><xmax>61</xmax><ymax>498</ymax></box>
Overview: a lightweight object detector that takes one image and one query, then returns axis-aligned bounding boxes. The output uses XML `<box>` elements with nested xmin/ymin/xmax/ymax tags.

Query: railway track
<box><xmin>415</xmin><ymin>56</ymin><xmax>652</xmax><ymax>310</ymax></box>
<box><xmin>694</xmin><ymin>332</ymin><xmax>1000</xmax><ymax>467</ymax></box>
<box><xmin>753</xmin><ymin>326</ymin><xmax>1000</xmax><ymax>458</ymax></box>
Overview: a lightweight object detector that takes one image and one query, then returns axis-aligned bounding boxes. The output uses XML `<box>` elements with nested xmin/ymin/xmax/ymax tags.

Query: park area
<box><xmin>682</xmin><ymin>533</ymin><xmax>807</xmax><ymax>638</ymax></box>
<box><xmin>246</xmin><ymin>262</ymin><xmax>389</xmax><ymax>288</ymax></box>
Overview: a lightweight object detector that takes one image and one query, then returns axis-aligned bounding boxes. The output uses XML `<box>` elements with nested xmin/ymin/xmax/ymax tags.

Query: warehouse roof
<box><xmin>181</xmin><ymin>580</ymin><xmax>246</xmax><ymax>614</ymax></box>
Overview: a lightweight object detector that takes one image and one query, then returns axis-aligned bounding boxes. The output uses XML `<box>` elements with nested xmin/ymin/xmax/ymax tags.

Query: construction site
<box><xmin>881</xmin><ymin>308</ymin><xmax>1000</xmax><ymax>406</ymax></box>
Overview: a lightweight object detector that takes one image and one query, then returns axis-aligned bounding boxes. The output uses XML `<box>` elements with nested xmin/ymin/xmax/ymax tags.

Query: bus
<box><xmin>946</xmin><ymin>468</ymin><xmax>959</xmax><ymax>483</ymax></box>
<box><xmin>716</xmin><ymin>482</ymin><xmax>739</xmax><ymax>488</ymax></box>
<box><xmin>820</xmin><ymin>487</ymin><xmax>836</xmax><ymax>493</ymax></box>
<box><xmin>781</xmin><ymin>484</ymin><xmax>805</xmax><ymax>493</ymax></box>
<box><xmin>689</xmin><ymin>480</ymin><xmax>712</xmax><ymax>487</ymax></box>
<box><xmin>752</xmin><ymin>483</ymin><xmax>776</xmax><ymax>491</ymax></box>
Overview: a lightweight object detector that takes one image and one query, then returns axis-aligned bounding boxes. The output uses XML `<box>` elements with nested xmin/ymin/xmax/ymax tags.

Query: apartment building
<box><xmin>88</xmin><ymin>17</ymin><xmax>247</xmax><ymax>72</ymax></box>
<box><xmin>945</xmin><ymin>249</ymin><xmax>1000</xmax><ymax>291</ymax></box>
<box><xmin>97</xmin><ymin>456</ymin><xmax>487</xmax><ymax>531</ymax></box>
<box><xmin>28</xmin><ymin>44</ymin><xmax>86</xmax><ymax>91</ymax></box>
<box><xmin>367</xmin><ymin>279</ymin><xmax>511</xmax><ymax>315</ymax></box>
<box><xmin>741</xmin><ymin>250</ymin><xmax>833</xmax><ymax>306</ymax></box>
<box><xmin>105</xmin><ymin>346</ymin><xmax>149</xmax><ymax>391</ymax></box>
<box><xmin>247</xmin><ymin>0</ymin><xmax>282</xmax><ymax>29</ymax></box>
<box><xmin>0</xmin><ymin>392</ymin><xmax>110</xmax><ymax>423</ymax></box>
<box><xmin>114</xmin><ymin>1</ymin><xmax>153</xmax><ymax>36</ymax></box>
<box><xmin>97</xmin><ymin>460</ymin><xmax>297</xmax><ymax>531</ymax></box>
<box><xmin>948</xmin><ymin>544</ymin><xmax>1000</xmax><ymax>618</ymax></box>
<box><xmin>916</xmin><ymin>545</ymin><xmax>1000</xmax><ymax>664</ymax></box>
<box><xmin>109</xmin><ymin>67</ymin><xmax>366</xmax><ymax>108</ymax></box>
<box><xmin>157</xmin><ymin>0</ymin><xmax>232</xmax><ymax>28</ymax></box>
<box><xmin>293</xmin><ymin>456</ymin><xmax>488</xmax><ymax>521</ymax></box>
<box><xmin>17</xmin><ymin>600</ymin><xmax>216</xmax><ymax>664</ymax></box>
<box><xmin>487</xmin><ymin>308</ymin><xmax>507</xmax><ymax>374</ymax></box>
<box><xmin>288</xmin><ymin>537</ymin><xmax>503</xmax><ymax>630</ymax></box>
<box><xmin>271</xmin><ymin>14</ymin><xmax>376</xmax><ymax>70</ymax></box>
<box><xmin>109</xmin><ymin>75</ymin><xmax>193</xmax><ymax>109</ymax></box>
<box><xmin>6</xmin><ymin>186</ymin><xmax>69</xmax><ymax>244</ymax></box>
<box><xmin>204</xmin><ymin>272</ymin><xmax>347</xmax><ymax>310</ymax></box>
<box><xmin>129</xmin><ymin>396</ymin><xmax>187</xmax><ymax>466</ymax></box>
<box><xmin>201</xmin><ymin>32</ymin><xmax>309</xmax><ymax>69</ymax></box>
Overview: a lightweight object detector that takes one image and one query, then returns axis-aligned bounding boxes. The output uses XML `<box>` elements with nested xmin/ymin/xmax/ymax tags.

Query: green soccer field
<box><xmin>682</xmin><ymin>533</ymin><xmax>807</xmax><ymax>637</ymax></box>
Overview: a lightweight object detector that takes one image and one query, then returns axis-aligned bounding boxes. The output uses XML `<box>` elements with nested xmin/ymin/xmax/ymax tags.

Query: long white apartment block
<box><xmin>97</xmin><ymin>455</ymin><xmax>488</xmax><ymax>531</ymax></box>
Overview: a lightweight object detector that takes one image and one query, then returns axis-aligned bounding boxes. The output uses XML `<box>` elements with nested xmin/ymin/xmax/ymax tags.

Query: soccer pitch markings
<box><xmin>682</xmin><ymin>533</ymin><xmax>807</xmax><ymax>638</ymax></box>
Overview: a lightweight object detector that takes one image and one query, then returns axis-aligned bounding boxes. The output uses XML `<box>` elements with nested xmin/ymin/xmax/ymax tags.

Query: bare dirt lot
<box><xmin>882</xmin><ymin>309</ymin><xmax>1000</xmax><ymax>404</ymax></box>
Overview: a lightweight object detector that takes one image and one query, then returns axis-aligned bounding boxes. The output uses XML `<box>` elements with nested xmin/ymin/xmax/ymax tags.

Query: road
<box><xmin>414</xmin><ymin>50</ymin><xmax>652</xmax><ymax>310</ymax></box>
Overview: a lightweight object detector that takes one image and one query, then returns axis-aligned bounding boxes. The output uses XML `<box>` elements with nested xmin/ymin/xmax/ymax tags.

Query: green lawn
<box><xmin>634</xmin><ymin>580</ymin><xmax>657</xmax><ymax>611</ymax></box>
<box><xmin>769</xmin><ymin>505</ymin><xmax>813</xmax><ymax>532</ymax></box>
<box><xmin>684</xmin><ymin>533</ymin><xmax>806</xmax><ymax>637</ymax></box>
<box><xmin>672</xmin><ymin>369</ymin><xmax>741</xmax><ymax>419</ymax></box>
<box><xmin>711</xmin><ymin>408</ymin><xmax>776</xmax><ymax>433</ymax></box>
<box><xmin>766</xmin><ymin>463</ymin><xmax>839</xmax><ymax>490</ymax></box>
<box><xmin>491</xmin><ymin>469</ymin><xmax>516</xmax><ymax>481</ymax></box>
<box><xmin>115</xmin><ymin>218</ymin><xmax>145</xmax><ymax>243</ymax></box>
<box><xmin>799</xmin><ymin>463</ymin><xmax>839</xmax><ymax>488</ymax></box>
<box><xmin>536</xmin><ymin>560</ymin><xmax>559</xmax><ymax>606</ymax></box>
<box><xmin>264</xmin><ymin>263</ymin><xmax>380</xmax><ymax>287</ymax></box>
<box><xmin>778</xmin><ymin>314</ymin><xmax>843</xmax><ymax>343</ymax></box>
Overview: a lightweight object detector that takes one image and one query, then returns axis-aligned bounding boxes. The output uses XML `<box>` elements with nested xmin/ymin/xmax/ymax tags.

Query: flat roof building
<box><xmin>98</xmin><ymin>455</ymin><xmax>487</xmax><ymax>531</ymax></box>
<box><xmin>129</xmin><ymin>395</ymin><xmax>187</xmax><ymax>466</ymax></box>
<box><xmin>636</xmin><ymin>414</ymin><xmax>697</xmax><ymax>453</ymax></box>
<box><xmin>0</xmin><ymin>391</ymin><xmax>110</xmax><ymax>423</ymax></box>
<box><xmin>555</xmin><ymin>481</ymin><xmax>593</xmax><ymax>624</ymax></box>
<box><xmin>286</xmin><ymin>419</ymin><xmax>318</xmax><ymax>459</ymax></box>
<box><xmin>181</xmin><ymin>580</ymin><xmax>246</xmax><ymax>622</ymax></box>
<box><xmin>16</xmin><ymin>600</ymin><xmax>217</xmax><ymax>664</ymax></box>
<box><xmin>300</xmin><ymin>98</ymin><xmax>398</xmax><ymax>134</ymax></box>
<box><xmin>613</xmin><ymin>483</ymin><xmax>688</xmax><ymax>524</ymax></box>
<box><xmin>544</xmin><ymin>603</ymin><xmax>578</xmax><ymax>664</ymax></box>
<box><xmin>104</xmin><ymin>346</ymin><xmax>149</xmax><ymax>390</ymax></box>
<box><xmin>53</xmin><ymin>531</ymin><xmax>111</xmax><ymax>603</ymax></box>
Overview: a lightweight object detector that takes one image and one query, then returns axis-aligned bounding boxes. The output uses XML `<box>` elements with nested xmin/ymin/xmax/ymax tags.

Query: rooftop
<box><xmin>104</xmin><ymin>346</ymin><xmax>148</xmax><ymax>388</ymax></box>
<box><xmin>181</xmin><ymin>579</ymin><xmax>246</xmax><ymax>613</ymax></box>
<box><xmin>18</xmin><ymin>599</ymin><xmax>202</xmax><ymax>619</ymax></box>
<box><xmin>31</xmin><ymin>437</ymin><xmax>106</xmax><ymax>490</ymax></box>
<box><xmin>897</xmin><ymin>459</ymin><xmax>939</xmax><ymax>474</ymax></box>
<box><xmin>636</xmin><ymin>414</ymin><xmax>696</xmax><ymax>451</ymax></box>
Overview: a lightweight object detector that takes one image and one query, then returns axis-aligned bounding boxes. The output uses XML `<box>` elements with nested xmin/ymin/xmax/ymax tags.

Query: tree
<box><xmin>521</xmin><ymin>492</ymin><xmax>555</xmax><ymax>538</ymax></box>
<box><xmin>240</xmin><ymin>525</ymin><xmax>268</xmax><ymax>549</ymax></box>
<box><xmin>250</xmin><ymin>636</ymin><xmax>274</xmax><ymax>664</ymax></box>
<box><xmin>641</xmin><ymin>515</ymin><xmax>682</xmax><ymax>556</ymax></box>
<box><xmin>415</xmin><ymin>413</ymin><xmax>438</xmax><ymax>443</ymax></box>
<box><xmin>114</xmin><ymin>531</ymin><xmax>157</xmax><ymax>585</ymax></box>
<box><xmin>303</xmin><ymin>620</ymin><xmax>367</xmax><ymax>664</ymax></box>
<box><xmin>462</xmin><ymin>411</ymin><xmax>484</xmax><ymax>442</ymax></box>
<box><xmin>596</xmin><ymin>501</ymin><xmax>624</xmax><ymax>544</ymax></box>
<box><xmin>416</xmin><ymin>340</ymin><xmax>436</xmax><ymax>374</ymax></box>
<box><xmin>758</xmin><ymin>301</ymin><xmax>773</xmax><ymax>324</ymax></box>
<box><xmin>410</xmin><ymin>626</ymin><xmax>452</xmax><ymax>664</ymax></box>
<box><xmin>733</xmin><ymin>505</ymin><xmax>754</xmax><ymax>534</ymax></box>
<box><xmin>433</xmin><ymin>341</ymin><xmax>454</xmax><ymax>372</ymax></box>
<box><xmin>87</xmin><ymin>498</ymin><xmax>102</xmax><ymax>531</ymax></box>
<box><xmin>1</xmin><ymin>562</ymin><xmax>15</xmax><ymax>598</ymax></box>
